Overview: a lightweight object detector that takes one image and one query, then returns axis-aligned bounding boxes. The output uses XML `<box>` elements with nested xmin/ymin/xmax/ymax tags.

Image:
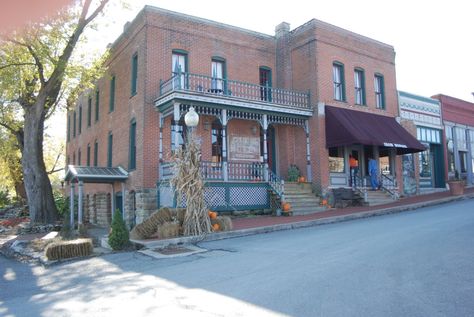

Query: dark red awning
<box><xmin>325</xmin><ymin>106</ymin><xmax>426</xmax><ymax>154</ymax></box>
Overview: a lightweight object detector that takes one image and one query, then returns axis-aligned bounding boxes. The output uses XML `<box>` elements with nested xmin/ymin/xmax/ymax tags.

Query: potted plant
<box><xmin>447</xmin><ymin>170</ymin><xmax>465</xmax><ymax>196</ymax></box>
<box><xmin>287</xmin><ymin>164</ymin><xmax>300</xmax><ymax>182</ymax></box>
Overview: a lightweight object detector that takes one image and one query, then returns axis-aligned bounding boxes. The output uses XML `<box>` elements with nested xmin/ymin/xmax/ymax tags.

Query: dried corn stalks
<box><xmin>171</xmin><ymin>133</ymin><xmax>211</xmax><ymax>236</ymax></box>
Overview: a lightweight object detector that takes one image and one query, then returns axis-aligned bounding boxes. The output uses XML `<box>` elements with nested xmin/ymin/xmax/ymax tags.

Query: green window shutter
<box><xmin>361</xmin><ymin>70</ymin><xmax>366</xmax><ymax>105</ymax></box>
<box><xmin>87</xmin><ymin>97</ymin><xmax>92</xmax><ymax>127</ymax></box>
<box><xmin>95</xmin><ymin>90</ymin><xmax>99</xmax><ymax>122</ymax></box>
<box><xmin>93</xmin><ymin>141</ymin><xmax>98</xmax><ymax>167</ymax></box>
<box><xmin>131</xmin><ymin>54</ymin><xmax>138</xmax><ymax>96</ymax></box>
<box><xmin>129</xmin><ymin>119</ymin><xmax>136</xmax><ymax>170</ymax></box>
<box><xmin>78</xmin><ymin>107</ymin><xmax>82</xmax><ymax>134</ymax></box>
<box><xmin>107</xmin><ymin>132</ymin><xmax>113</xmax><ymax>168</ymax></box>
<box><xmin>110</xmin><ymin>76</ymin><xmax>115</xmax><ymax>112</ymax></box>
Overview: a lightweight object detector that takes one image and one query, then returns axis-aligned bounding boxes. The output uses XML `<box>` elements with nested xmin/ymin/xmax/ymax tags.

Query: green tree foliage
<box><xmin>108</xmin><ymin>210</ymin><xmax>130</xmax><ymax>251</ymax></box>
<box><xmin>0</xmin><ymin>0</ymin><xmax>110</xmax><ymax>223</ymax></box>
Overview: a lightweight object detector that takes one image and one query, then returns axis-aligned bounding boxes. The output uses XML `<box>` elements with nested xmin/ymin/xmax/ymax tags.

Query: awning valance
<box><xmin>64</xmin><ymin>165</ymin><xmax>128</xmax><ymax>183</ymax></box>
<box><xmin>325</xmin><ymin>106</ymin><xmax>426</xmax><ymax>154</ymax></box>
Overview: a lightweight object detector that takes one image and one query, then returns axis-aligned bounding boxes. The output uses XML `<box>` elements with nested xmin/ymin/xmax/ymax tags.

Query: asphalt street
<box><xmin>1</xmin><ymin>199</ymin><xmax>474</xmax><ymax>316</ymax></box>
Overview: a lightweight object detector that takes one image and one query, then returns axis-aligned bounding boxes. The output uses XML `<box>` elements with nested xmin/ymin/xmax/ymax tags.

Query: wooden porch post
<box><xmin>78</xmin><ymin>180</ymin><xmax>83</xmax><ymax>225</ymax></box>
<box><xmin>305</xmin><ymin>120</ymin><xmax>313</xmax><ymax>182</ymax></box>
<box><xmin>159</xmin><ymin>114</ymin><xmax>164</xmax><ymax>177</ymax></box>
<box><xmin>222</xmin><ymin>109</ymin><xmax>228</xmax><ymax>181</ymax></box>
<box><xmin>69</xmin><ymin>182</ymin><xmax>75</xmax><ymax>228</ymax></box>
<box><xmin>263</xmin><ymin>114</ymin><xmax>269</xmax><ymax>182</ymax></box>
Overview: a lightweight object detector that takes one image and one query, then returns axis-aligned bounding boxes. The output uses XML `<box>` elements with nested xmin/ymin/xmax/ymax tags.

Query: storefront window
<box><xmin>379</xmin><ymin>156</ymin><xmax>391</xmax><ymax>175</ymax></box>
<box><xmin>419</xmin><ymin>147</ymin><xmax>432</xmax><ymax>177</ymax></box>
<box><xmin>459</xmin><ymin>151</ymin><xmax>467</xmax><ymax>173</ymax></box>
<box><xmin>328</xmin><ymin>147</ymin><xmax>345</xmax><ymax>173</ymax></box>
<box><xmin>446</xmin><ymin>127</ymin><xmax>455</xmax><ymax>173</ymax></box>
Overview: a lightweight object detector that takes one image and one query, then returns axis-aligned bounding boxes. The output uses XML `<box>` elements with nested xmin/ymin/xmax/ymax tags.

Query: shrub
<box><xmin>287</xmin><ymin>164</ymin><xmax>301</xmax><ymax>182</ymax></box>
<box><xmin>0</xmin><ymin>190</ymin><xmax>11</xmax><ymax>209</ymax></box>
<box><xmin>108</xmin><ymin>210</ymin><xmax>129</xmax><ymax>250</ymax></box>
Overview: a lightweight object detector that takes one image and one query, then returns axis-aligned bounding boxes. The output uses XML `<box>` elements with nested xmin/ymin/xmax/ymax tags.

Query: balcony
<box><xmin>156</xmin><ymin>72</ymin><xmax>312</xmax><ymax>114</ymax></box>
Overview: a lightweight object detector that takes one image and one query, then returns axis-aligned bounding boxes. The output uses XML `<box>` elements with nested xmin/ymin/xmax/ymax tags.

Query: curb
<box><xmin>133</xmin><ymin>193</ymin><xmax>474</xmax><ymax>249</ymax></box>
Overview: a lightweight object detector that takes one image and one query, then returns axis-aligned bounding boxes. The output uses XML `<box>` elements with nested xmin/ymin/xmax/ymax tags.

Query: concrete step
<box><xmin>291</xmin><ymin>206</ymin><xmax>328</xmax><ymax>216</ymax></box>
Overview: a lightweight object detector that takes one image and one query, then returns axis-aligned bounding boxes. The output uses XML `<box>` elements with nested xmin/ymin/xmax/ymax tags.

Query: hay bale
<box><xmin>211</xmin><ymin>216</ymin><xmax>233</xmax><ymax>232</ymax></box>
<box><xmin>156</xmin><ymin>221</ymin><xmax>181</xmax><ymax>239</ymax></box>
<box><xmin>130</xmin><ymin>207</ymin><xmax>173</xmax><ymax>240</ymax></box>
<box><xmin>45</xmin><ymin>238</ymin><xmax>93</xmax><ymax>261</ymax></box>
<box><xmin>170</xmin><ymin>208</ymin><xmax>186</xmax><ymax>225</ymax></box>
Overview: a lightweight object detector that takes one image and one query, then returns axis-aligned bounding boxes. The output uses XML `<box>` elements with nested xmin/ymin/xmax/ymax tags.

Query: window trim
<box><xmin>333</xmin><ymin>62</ymin><xmax>346</xmax><ymax>102</ymax></box>
<box><xmin>354</xmin><ymin>68</ymin><xmax>366</xmax><ymax>105</ymax></box>
<box><xmin>129</xmin><ymin>118</ymin><xmax>137</xmax><ymax>170</ymax></box>
<box><xmin>131</xmin><ymin>53</ymin><xmax>138</xmax><ymax>96</ymax></box>
<box><xmin>374</xmin><ymin>73</ymin><xmax>385</xmax><ymax>109</ymax></box>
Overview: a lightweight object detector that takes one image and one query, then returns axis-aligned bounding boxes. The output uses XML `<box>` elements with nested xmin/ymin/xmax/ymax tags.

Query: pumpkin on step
<box><xmin>208</xmin><ymin>210</ymin><xmax>217</xmax><ymax>219</ymax></box>
<box><xmin>212</xmin><ymin>223</ymin><xmax>220</xmax><ymax>231</ymax></box>
<box><xmin>282</xmin><ymin>202</ymin><xmax>291</xmax><ymax>212</ymax></box>
<box><xmin>298</xmin><ymin>176</ymin><xmax>306</xmax><ymax>183</ymax></box>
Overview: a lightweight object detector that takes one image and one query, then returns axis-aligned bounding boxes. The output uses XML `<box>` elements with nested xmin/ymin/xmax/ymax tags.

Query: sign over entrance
<box><xmin>229</xmin><ymin>136</ymin><xmax>260</xmax><ymax>161</ymax></box>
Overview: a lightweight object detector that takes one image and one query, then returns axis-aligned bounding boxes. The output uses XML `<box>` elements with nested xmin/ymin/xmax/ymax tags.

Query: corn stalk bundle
<box><xmin>129</xmin><ymin>207</ymin><xmax>172</xmax><ymax>240</ymax></box>
<box><xmin>171</xmin><ymin>133</ymin><xmax>211</xmax><ymax>236</ymax></box>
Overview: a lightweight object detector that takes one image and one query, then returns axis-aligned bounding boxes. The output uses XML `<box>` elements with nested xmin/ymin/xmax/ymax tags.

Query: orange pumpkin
<box><xmin>298</xmin><ymin>176</ymin><xmax>306</xmax><ymax>183</ymax></box>
<box><xmin>282</xmin><ymin>202</ymin><xmax>291</xmax><ymax>212</ymax></box>
<box><xmin>210</xmin><ymin>212</ymin><xmax>217</xmax><ymax>219</ymax></box>
<box><xmin>321</xmin><ymin>199</ymin><xmax>328</xmax><ymax>206</ymax></box>
<box><xmin>212</xmin><ymin>223</ymin><xmax>220</xmax><ymax>231</ymax></box>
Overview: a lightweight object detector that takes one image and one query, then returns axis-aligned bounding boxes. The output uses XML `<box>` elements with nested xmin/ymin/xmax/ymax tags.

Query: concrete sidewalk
<box><xmin>132</xmin><ymin>187</ymin><xmax>474</xmax><ymax>249</ymax></box>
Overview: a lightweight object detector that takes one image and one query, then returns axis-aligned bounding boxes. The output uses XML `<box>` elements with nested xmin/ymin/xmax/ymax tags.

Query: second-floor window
<box><xmin>354</xmin><ymin>68</ymin><xmax>365</xmax><ymax>105</ymax></box>
<box><xmin>211</xmin><ymin>59</ymin><xmax>225</xmax><ymax>92</ymax></box>
<box><xmin>107</xmin><ymin>132</ymin><xmax>113</xmax><ymax>168</ymax></box>
<box><xmin>93</xmin><ymin>140</ymin><xmax>98</xmax><ymax>167</ymax></box>
<box><xmin>374</xmin><ymin>74</ymin><xmax>385</xmax><ymax>109</ymax></box>
<box><xmin>67</xmin><ymin>114</ymin><xmax>71</xmax><ymax>142</ymax></box>
<box><xmin>333</xmin><ymin>62</ymin><xmax>345</xmax><ymax>101</ymax></box>
<box><xmin>129</xmin><ymin>119</ymin><xmax>136</xmax><ymax>170</ymax></box>
<box><xmin>87</xmin><ymin>96</ymin><xmax>92</xmax><ymax>127</ymax></box>
<box><xmin>78</xmin><ymin>106</ymin><xmax>82</xmax><ymax>134</ymax></box>
<box><xmin>172</xmin><ymin>51</ymin><xmax>187</xmax><ymax>89</ymax></box>
<box><xmin>131</xmin><ymin>53</ymin><xmax>138</xmax><ymax>96</ymax></box>
<box><xmin>109</xmin><ymin>75</ymin><xmax>116</xmax><ymax>112</ymax></box>
<box><xmin>86</xmin><ymin>144</ymin><xmax>91</xmax><ymax>166</ymax></box>
<box><xmin>73</xmin><ymin>111</ymin><xmax>76</xmax><ymax>138</ymax></box>
<box><xmin>95</xmin><ymin>89</ymin><xmax>99</xmax><ymax>122</ymax></box>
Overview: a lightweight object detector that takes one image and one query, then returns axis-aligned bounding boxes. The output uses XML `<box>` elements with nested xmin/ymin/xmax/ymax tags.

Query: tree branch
<box><xmin>48</xmin><ymin>147</ymin><xmax>63</xmax><ymax>175</ymax></box>
<box><xmin>0</xmin><ymin>62</ymin><xmax>36</xmax><ymax>70</ymax></box>
<box><xmin>25</xmin><ymin>44</ymin><xmax>46</xmax><ymax>85</ymax></box>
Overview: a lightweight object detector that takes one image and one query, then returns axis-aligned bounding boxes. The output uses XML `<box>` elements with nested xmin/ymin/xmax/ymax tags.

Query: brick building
<box><xmin>65</xmin><ymin>6</ymin><xmax>424</xmax><ymax>227</ymax></box>
<box><xmin>432</xmin><ymin>94</ymin><xmax>474</xmax><ymax>185</ymax></box>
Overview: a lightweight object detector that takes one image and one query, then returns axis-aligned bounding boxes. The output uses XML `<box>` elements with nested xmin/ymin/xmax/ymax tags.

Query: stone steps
<box><xmin>283</xmin><ymin>182</ymin><xmax>324</xmax><ymax>215</ymax></box>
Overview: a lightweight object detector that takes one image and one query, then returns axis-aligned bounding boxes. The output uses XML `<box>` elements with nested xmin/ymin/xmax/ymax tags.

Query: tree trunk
<box><xmin>21</xmin><ymin>103</ymin><xmax>58</xmax><ymax>223</ymax></box>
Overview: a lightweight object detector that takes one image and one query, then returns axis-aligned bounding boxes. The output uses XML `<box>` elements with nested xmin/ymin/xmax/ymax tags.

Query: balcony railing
<box><xmin>159</xmin><ymin>72</ymin><xmax>311</xmax><ymax>110</ymax></box>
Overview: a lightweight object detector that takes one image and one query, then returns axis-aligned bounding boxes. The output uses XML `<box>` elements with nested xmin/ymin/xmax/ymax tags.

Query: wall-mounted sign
<box><xmin>229</xmin><ymin>136</ymin><xmax>260</xmax><ymax>161</ymax></box>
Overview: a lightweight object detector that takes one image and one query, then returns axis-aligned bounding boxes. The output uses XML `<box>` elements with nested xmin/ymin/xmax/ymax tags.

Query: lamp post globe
<box><xmin>185</xmin><ymin>106</ymin><xmax>199</xmax><ymax>127</ymax></box>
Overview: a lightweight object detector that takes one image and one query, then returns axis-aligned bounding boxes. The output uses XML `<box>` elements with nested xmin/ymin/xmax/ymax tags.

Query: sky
<box><xmin>36</xmin><ymin>0</ymin><xmax>474</xmax><ymax>138</ymax></box>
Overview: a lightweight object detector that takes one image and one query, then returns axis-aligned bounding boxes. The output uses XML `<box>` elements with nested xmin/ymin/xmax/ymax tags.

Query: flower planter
<box><xmin>448</xmin><ymin>180</ymin><xmax>465</xmax><ymax>196</ymax></box>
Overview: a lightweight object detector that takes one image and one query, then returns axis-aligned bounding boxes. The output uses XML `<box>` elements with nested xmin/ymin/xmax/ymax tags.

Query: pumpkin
<box><xmin>212</xmin><ymin>223</ymin><xmax>220</xmax><ymax>231</ymax></box>
<box><xmin>208</xmin><ymin>211</ymin><xmax>217</xmax><ymax>219</ymax></box>
<box><xmin>298</xmin><ymin>176</ymin><xmax>306</xmax><ymax>183</ymax></box>
<box><xmin>282</xmin><ymin>202</ymin><xmax>291</xmax><ymax>212</ymax></box>
<box><xmin>321</xmin><ymin>199</ymin><xmax>328</xmax><ymax>206</ymax></box>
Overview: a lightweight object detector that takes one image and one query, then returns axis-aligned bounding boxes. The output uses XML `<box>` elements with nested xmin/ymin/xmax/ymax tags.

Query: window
<box><xmin>328</xmin><ymin>147</ymin><xmax>345</xmax><ymax>172</ymax></box>
<box><xmin>73</xmin><ymin>152</ymin><xmax>76</xmax><ymax>165</ymax></box>
<box><xmin>172</xmin><ymin>51</ymin><xmax>187</xmax><ymax>89</ymax></box>
<box><xmin>259</xmin><ymin>67</ymin><xmax>272</xmax><ymax>101</ymax></box>
<box><xmin>95</xmin><ymin>90</ymin><xmax>99</xmax><ymax>122</ymax></box>
<box><xmin>78</xmin><ymin>149</ymin><xmax>81</xmax><ymax>166</ymax></box>
<box><xmin>67</xmin><ymin>114</ymin><xmax>71</xmax><ymax>142</ymax></box>
<box><xmin>333</xmin><ymin>62</ymin><xmax>345</xmax><ymax>101</ymax></box>
<box><xmin>211</xmin><ymin>119</ymin><xmax>223</xmax><ymax>163</ymax></box>
<box><xmin>211</xmin><ymin>59</ymin><xmax>225</xmax><ymax>92</ymax></box>
<box><xmin>86</xmin><ymin>144</ymin><xmax>91</xmax><ymax>166</ymax></box>
<box><xmin>93</xmin><ymin>140</ymin><xmax>98</xmax><ymax>167</ymax></box>
<box><xmin>87</xmin><ymin>96</ymin><xmax>92</xmax><ymax>127</ymax></box>
<box><xmin>78</xmin><ymin>106</ymin><xmax>82</xmax><ymax>134</ymax></box>
<box><xmin>446</xmin><ymin>127</ymin><xmax>455</xmax><ymax>173</ymax></box>
<box><xmin>374</xmin><ymin>74</ymin><xmax>385</xmax><ymax>109</ymax></box>
<box><xmin>131</xmin><ymin>53</ymin><xmax>138</xmax><ymax>96</ymax></box>
<box><xmin>107</xmin><ymin>132</ymin><xmax>113</xmax><ymax>168</ymax></box>
<box><xmin>73</xmin><ymin>111</ymin><xmax>76</xmax><ymax>137</ymax></box>
<box><xmin>354</xmin><ymin>68</ymin><xmax>365</xmax><ymax>105</ymax></box>
<box><xmin>109</xmin><ymin>75</ymin><xmax>115</xmax><ymax>112</ymax></box>
<box><xmin>129</xmin><ymin>119</ymin><xmax>136</xmax><ymax>170</ymax></box>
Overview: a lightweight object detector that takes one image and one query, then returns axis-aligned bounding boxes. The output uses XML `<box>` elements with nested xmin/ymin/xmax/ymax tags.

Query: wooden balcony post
<box><xmin>305</xmin><ymin>120</ymin><xmax>312</xmax><ymax>182</ymax></box>
<box><xmin>222</xmin><ymin>109</ymin><xmax>228</xmax><ymax>181</ymax></box>
<box><xmin>263</xmin><ymin>114</ymin><xmax>269</xmax><ymax>182</ymax></box>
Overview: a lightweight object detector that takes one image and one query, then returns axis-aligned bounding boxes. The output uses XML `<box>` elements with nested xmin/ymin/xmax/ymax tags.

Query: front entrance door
<box><xmin>349</xmin><ymin>147</ymin><xmax>363</xmax><ymax>186</ymax></box>
<box><xmin>115</xmin><ymin>192</ymin><xmax>123</xmax><ymax>216</ymax></box>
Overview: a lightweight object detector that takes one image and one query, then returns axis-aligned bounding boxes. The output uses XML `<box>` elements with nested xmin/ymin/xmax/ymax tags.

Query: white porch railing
<box><xmin>159</xmin><ymin>72</ymin><xmax>311</xmax><ymax>110</ymax></box>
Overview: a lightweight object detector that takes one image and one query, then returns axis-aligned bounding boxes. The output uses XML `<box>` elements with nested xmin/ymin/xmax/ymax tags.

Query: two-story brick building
<box><xmin>65</xmin><ymin>6</ymin><xmax>424</xmax><ymax>227</ymax></box>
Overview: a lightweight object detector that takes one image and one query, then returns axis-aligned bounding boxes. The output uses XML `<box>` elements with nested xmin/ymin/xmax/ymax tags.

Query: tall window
<box><xmin>129</xmin><ymin>119</ymin><xmax>136</xmax><ymax>170</ymax></box>
<box><xmin>259</xmin><ymin>67</ymin><xmax>272</xmax><ymax>102</ymax></box>
<box><xmin>78</xmin><ymin>106</ymin><xmax>82</xmax><ymax>134</ymax></box>
<box><xmin>211</xmin><ymin>119</ymin><xmax>223</xmax><ymax>163</ymax></box>
<box><xmin>172</xmin><ymin>51</ymin><xmax>187</xmax><ymax>89</ymax></box>
<box><xmin>109</xmin><ymin>75</ymin><xmax>115</xmax><ymax>112</ymax></box>
<box><xmin>328</xmin><ymin>147</ymin><xmax>345</xmax><ymax>172</ymax></box>
<box><xmin>333</xmin><ymin>62</ymin><xmax>345</xmax><ymax>101</ymax></box>
<box><xmin>73</xmin><ymin>111</ymin><xmax>76</xmax><ymax>137</ymax></box>
<box><xmin>107</xmin><ymin>132</ymin><xmax>113</xmax><ymax>168</ymax></box>
<box><xmin>78</xmin><ymin>149</ymin><xmax>81</xmax><ymax>166</ymax></box>
<box><xmin>374</xmin><ymin>74</ymin><xmax>385</xmax><ymax>109</ymax></box>
<box><xmin>86</xmin><ymin>144</ymin><xmax>91</xmax><ymax>166</ymax></box>
<box><xmin>67</xmin><ymin>114</ymin><xmax>71</xmax><ymax>142</ymax></box>
<box><xmin>131</xmin><ymin>53</ymin><xmax>138</xmax><ymax>96</ymax></box>
<box><xmin>211</xmin><ymin>59</ymin><xmax>225</xmax><ymax>92</ymax></box>
<box><xmin>87</xmin><ymin>96</ymin><xmax>92</xmax><ymax>127</ymax></box>
<box><xmin>93</xmin><ymin>140</ymin><xmax>98</xmax><ymax>167</ymax></box>
<box><xmin>354</xmin><ymin>68</ymin><xmax>365</xmax><ymax>105</ymax></box>
<box><xmin>95</xmin><ymin>89</ymin><xmax>99</xmax><ymax>122</ymax></box>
